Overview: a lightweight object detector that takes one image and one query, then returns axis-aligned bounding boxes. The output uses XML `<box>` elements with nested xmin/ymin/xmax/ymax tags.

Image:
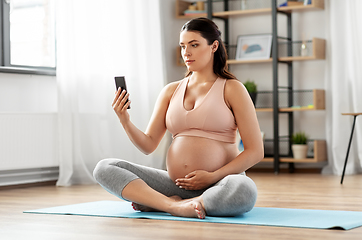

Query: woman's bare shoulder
<box><xmin>165</xmin><ymin>79</ymin><xmax>182</xmax><ymax>91</ymax></box>
<box><xmin>224</xmin><ymin>79</ymin><xmax>247</xmax><ymax>95</ymax></box>
<box><xmin>224</xmin><ymin>79</ymin><xmax>250</xmax><ymax>106</ymax></box>
<box><xmin>161</xmin><ymin>79</ymin><xmax>183</xmax><ymax>99</ymax></box>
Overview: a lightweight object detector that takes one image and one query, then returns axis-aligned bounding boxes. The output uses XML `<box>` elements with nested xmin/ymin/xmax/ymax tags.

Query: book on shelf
<box><xmin>304</xmin><ymin>0</ymin><xmax>312</xmax><ymax>5</ymax></box>
<box><xmin>288</xmin><ymin>1</ymin><xmax>303</xmax><ymax>6</ymax></box>
<box><xmin>279</xmin><ymin>0</ymin><xmax>311</xmax><ymax>7</ymax></box>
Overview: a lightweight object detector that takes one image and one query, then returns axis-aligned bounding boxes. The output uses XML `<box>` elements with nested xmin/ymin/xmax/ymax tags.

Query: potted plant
<box><xmin>291</xmin><ymin>132</ymin><xmax>308</xmax><ymax>159</ymax></box>
<box><xmin>243</xmin><ymin>80</ymin><xmax>257</xmax><ymax>106</ymax></box>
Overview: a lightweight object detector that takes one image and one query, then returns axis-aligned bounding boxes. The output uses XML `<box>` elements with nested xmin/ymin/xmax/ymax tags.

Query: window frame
<box><xmin>0</xmin><ymin>0</ymin><xmax>56</xmax><ymax>76</ymax></box>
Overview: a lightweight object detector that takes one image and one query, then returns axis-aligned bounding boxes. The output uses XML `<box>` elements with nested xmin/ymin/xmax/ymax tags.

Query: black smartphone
<box><xmin>115</xmin><ymin>76</ymin><xmax>130</xmax><ymax>109</ymax></box>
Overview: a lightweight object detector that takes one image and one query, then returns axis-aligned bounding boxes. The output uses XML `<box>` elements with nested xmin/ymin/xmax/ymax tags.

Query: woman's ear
<box><xmin>211</xmin><ymin>40</ymin><xmax>219</xmax><ymax>53</ymax></box>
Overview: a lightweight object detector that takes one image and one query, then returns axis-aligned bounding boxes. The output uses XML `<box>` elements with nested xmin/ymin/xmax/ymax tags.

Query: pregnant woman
<box><xmin>93</xmin><ymin>17</ymin><xmax>264</xmax><ymax>219</ymax></box>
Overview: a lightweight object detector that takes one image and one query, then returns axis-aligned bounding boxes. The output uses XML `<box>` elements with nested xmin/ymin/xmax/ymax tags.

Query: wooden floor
<box><xmin>1</xmin><ymin>172</ymin><xmax>362</xmax><ymax>240</ymax></box>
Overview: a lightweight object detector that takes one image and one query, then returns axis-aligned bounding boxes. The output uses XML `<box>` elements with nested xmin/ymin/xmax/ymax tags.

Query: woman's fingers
<box><xmin>123</xmin><ymin>99</ymin><xmax>131</xmax><ymax>110</ymax></box>
<box><xmin>111</xmin><ymin>89</ymin><xmax>131</xmax><ymax>124</ymax></box>
<box><xmin>119</xmin><ymin>92</ymin><xmax>130</xmax><ymax>110</ymax></box>
<box><xmin>112</xmin><ymin>88</ymin><xmax>122</xmax><ymax>106</ymax></box>
<box><xmin>175</xmin><ymin>178</ymin><xmax>193</xmax><ymax>189</ymax></box>
<box><xmin>184</xmin><ymin>171</ymin><xmax>196</xmax><ymax>178</ymax></box>
<box><xmin>175</xmin><ymin>170</ymin><xmax>212</xmax><ymax>190</ymax></box>
<box><xmin>175</xmin><ymin>178</ymin><xmax>190</xmax><ymax>184</ymax></box>
<box><xmin>176</xmin><ymin>172</ymin><xmax>196</xmax><ymax>185</ymax></box>
<box><xmin>113</xmin><ymin>90</ymin><xmax>129</xmax><ymax>110</ymax></box>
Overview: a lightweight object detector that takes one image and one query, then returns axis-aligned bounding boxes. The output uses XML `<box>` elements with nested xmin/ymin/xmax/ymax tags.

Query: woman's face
<box><xmin>179</xmin><ymin>30</ymin><xmax>218</xmax><ymax>72</ymax></box>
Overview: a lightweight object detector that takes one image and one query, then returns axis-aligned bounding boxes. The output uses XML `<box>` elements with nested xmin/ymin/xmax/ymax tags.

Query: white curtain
<box><xmin>323</xmin><ymin>0</ymin><xmax>362</xmax><ymax>175</ymax></box>
<box><xmin>56</xmin><ymin>0</ymin><xmax>167</xmax><ymax>186</ymax></box>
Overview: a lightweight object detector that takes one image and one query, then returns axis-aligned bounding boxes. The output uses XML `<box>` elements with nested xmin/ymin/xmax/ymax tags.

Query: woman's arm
<box><xmin>213</xmin><ymin>79</ymin><xmax>264</xmax><ymax>178</ymax></box>
<box><xmin>113</xmin><ymin>81</ymin><xmax>180</xmax><ymax>155</ymax></box>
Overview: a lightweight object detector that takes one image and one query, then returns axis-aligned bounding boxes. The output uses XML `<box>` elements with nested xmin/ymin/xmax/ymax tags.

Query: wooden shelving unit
<box><xmin>175</xmin><ymin>0</ymin><xmax>326</xmax><ymax>172</ymax></box>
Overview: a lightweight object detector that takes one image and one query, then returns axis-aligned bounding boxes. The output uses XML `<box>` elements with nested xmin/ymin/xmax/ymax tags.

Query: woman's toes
<box><xmin>195</xmin><ymin>203</ymin><xmax>206</xmax><ymax>219</ymax></box>
<box><xmin>132</xmin><ymin>202</ymin><xmax>159</xmax><ymax>212</ymax></box>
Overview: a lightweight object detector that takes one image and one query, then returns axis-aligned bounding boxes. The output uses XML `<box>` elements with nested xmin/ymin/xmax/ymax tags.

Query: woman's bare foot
<box><xmin>132</xmin><ymin>196</ymin><xmax>206</xmax><ymax>219</ymax></box>
<box><xmin>132</xmin><ymin>195</ymin><xmax>182</xmax><ymax>212</ymax></box>
<box><xmin>170</xmin><ymin>199</ymin><xmax>206</xmax><ymax>219</ymax></box>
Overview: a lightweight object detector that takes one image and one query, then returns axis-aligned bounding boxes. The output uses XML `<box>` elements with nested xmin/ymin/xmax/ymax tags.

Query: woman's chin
<box><xmin>186</xmin><ymin>66</ymin><xmax>196</xmax><ymax>72</ymax></box>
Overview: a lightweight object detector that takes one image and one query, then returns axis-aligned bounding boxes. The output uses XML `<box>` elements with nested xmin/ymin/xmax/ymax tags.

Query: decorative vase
<box><xmin>196</xmin><ymin>1</ymin><xmax>204</xmax><ymax>11</ymax></box>
<box><xmin>292</xmin><ymin>144</ymin><xmax>308</xmax><ymax>159</ymax></box>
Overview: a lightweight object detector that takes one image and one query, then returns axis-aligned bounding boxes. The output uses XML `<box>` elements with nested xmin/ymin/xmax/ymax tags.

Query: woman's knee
<box><xmin>203</xmin><ymin>174</ymin><xmax>258</xmax><ymax>216</ymax></box>
<box><xmin>93</xmin><ymin>158</ymin><xmax>123</xmax><ymax>183</ymax></box>
<box><xmin>233</xmin><ymin>175</ymin><xmax>258</xmax><ymax>213</ymax></box>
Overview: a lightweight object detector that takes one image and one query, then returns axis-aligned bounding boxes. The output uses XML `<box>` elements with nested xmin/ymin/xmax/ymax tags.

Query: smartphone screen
<box><xmin>115</xmin><ymin>76</ymin><xmax>130</xmax><ymax>109</ymax></box>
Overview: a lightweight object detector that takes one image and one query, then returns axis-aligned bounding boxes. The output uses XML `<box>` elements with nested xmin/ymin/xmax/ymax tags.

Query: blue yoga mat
<box><xmin>24</xmin><ymin>201</ymin><xmax>362</xmax><ymax>230</ymax></box>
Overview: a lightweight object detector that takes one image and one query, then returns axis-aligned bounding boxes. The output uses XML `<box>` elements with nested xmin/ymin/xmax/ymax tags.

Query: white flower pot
<box><xmin>292</xmin><ymin>144</ymin><xmax>308</xmax><ymax>159</ymax></box>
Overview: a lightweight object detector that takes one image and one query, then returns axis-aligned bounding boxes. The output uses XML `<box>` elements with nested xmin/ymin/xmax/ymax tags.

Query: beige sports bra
<box><xmin>165</xmin><ymin>77</ymin><xmax>237</xmax><ymax>143</ymax></box>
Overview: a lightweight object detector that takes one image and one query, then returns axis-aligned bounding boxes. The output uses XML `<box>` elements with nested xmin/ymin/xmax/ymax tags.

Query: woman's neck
<box><xmin>190</xmin><ymin>71</ymin><xmax>218</xmax><ymax>84</ymax></box>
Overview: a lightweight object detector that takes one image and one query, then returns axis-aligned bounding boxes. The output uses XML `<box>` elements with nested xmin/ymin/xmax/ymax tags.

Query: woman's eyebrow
<box><xmin>179</xmin><ymin>40</ymin><xmax>199</xmax><ymax>45</ymax></box>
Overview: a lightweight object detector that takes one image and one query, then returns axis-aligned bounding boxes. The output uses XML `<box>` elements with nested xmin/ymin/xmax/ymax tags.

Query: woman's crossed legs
<box><xmin>93</xmin><ymin>158</ymin><xmax>257</xmax><ymax>218</ymax></box>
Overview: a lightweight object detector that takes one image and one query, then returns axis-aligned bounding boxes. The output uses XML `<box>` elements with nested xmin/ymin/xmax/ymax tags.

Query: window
<box><xmin>0</xmin><ymin>0</ymin><xmax>56</xmax><ymax>75</ymax></box>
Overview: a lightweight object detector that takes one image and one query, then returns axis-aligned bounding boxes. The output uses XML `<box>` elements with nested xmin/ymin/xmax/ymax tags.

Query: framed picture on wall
<box><xmin>236</xmin><ymin>34</ymin><xmax>272</xmax><ymax>60</ymax></box>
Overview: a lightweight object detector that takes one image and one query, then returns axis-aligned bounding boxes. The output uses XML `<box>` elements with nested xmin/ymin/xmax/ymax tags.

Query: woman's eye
<box><xmin>192</xmin><ymin>44</ymin><xmax>198</xmax><ymax>48</ymax></box>
<box><xmin>180</xmin><ymin>46</ymin><xmax>185</xmax><ymax>49</ymax></box>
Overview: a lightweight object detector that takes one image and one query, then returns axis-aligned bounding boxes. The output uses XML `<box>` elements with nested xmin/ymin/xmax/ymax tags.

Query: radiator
<box><xmin>0</xmin><ymin>167</ymin><xmax>59</xmax><ymax>186</ymax></box>
<box><xmin>0</xmin><ymin>113</ymin><xmax>58</xmax><ymax>186</ymax></box>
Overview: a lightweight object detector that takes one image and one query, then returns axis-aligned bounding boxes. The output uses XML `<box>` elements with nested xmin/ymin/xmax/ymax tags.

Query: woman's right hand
<box><xmin>112</xmin><ymin>88</ymin><xmax>131</xmax><ymax>125</ymax></box>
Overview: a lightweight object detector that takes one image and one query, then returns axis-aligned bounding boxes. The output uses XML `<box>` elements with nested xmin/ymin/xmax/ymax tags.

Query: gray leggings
<box><xmin>93</xmin><ymin>158</ymin><xmax>257</xmax><ymax>216</ymax></box>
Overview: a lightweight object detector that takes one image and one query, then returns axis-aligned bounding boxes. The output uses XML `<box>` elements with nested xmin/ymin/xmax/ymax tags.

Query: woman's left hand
<box><xmin>175</xmin><ymin>170</ymin><xmax>217</xmax><ymax>190</ymax></box>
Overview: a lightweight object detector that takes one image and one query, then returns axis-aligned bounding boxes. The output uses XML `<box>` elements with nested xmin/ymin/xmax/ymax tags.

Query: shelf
<box><xmin>255</xmin><ymin>108</ymin><xmax>273</xmax><ymax>112</ymax></box>
<box><xmin>176</xmin><ymin>0</ymin><xmax>324</xmax><ymax>19</ymax></box>
<box><xmin>255</xmin><ymin>89</ymin><xmax>325</xmax><ymax>112</ymax></box>
<box><xmin>279</xmin><ymin>38</ymin><xmax>326</xmax><ymax>61</ymax></box>
<box><xmin>262</xmin><ymin>140</ymin><xmax>327</xmax><ymax>163</ymax></box>
<box><xmin>213</xmin><ymin>8</ymin><xmax>272</xmax><ymax>18</ymax></box>
<box><xmin>227</xmin><ymin>58</ymin><xmax>273</xmax><ymax>64</ymax></box>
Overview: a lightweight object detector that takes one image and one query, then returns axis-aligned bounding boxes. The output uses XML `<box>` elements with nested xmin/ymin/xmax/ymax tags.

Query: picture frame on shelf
<box><xmin>235</xmin><ymin>34</ymin><xmax>272</xmax><ymax>60</ymax></box>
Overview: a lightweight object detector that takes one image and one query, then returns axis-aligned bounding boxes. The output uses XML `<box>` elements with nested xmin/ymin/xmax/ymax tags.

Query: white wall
<box><xmin>159</xmin><ymin>0</ymin><xmax>188</xmax><ymax>83</ymax></box>
<box><xmin>0</xmin><ymin>72</ymin><xmax>58</xmax><ymax>184</ymax></box>
<box><xmin>0</xmin><ymin>73</ymin><xmax>57</xmax><ymax>112</ymax></box>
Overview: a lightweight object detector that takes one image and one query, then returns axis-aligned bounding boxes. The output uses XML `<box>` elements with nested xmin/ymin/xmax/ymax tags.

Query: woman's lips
<box><xmin>185</xmin><ymin>60</ymin><xmax>195</xmax><ymax>65</ymax></box>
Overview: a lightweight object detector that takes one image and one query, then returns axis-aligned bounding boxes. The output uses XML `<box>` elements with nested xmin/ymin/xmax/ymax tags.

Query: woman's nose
<box><xmin>183</xmin><ymin>47</ymin><xmax>191</xmax><ymax>57</ymax></box>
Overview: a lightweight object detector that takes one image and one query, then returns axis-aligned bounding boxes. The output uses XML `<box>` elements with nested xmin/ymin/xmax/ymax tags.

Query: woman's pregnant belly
<box><xmin>166</xmin><ymin>136</ymin><xmax>238</xmax><ymax>182</ymax></box>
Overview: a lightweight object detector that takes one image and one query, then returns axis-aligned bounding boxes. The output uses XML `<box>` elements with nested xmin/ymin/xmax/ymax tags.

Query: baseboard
<box><xmin>249</xmin><ymin>161</ymin><xmax>326</xmax><ymax>174</ymax></box>
<box><xmin>0</xmin><ymin>180</ymin><xmax>57</xmax><ymax>190</ymax></box>
<box><xmin>248</xmin><ymin>167</ymin><xmax>322</xmax><ymax>174</ymax></box>
<box><xmin>0</xmin><ymin>167</ymin><xmax>59</xmax><ymax>187</ymax></box>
